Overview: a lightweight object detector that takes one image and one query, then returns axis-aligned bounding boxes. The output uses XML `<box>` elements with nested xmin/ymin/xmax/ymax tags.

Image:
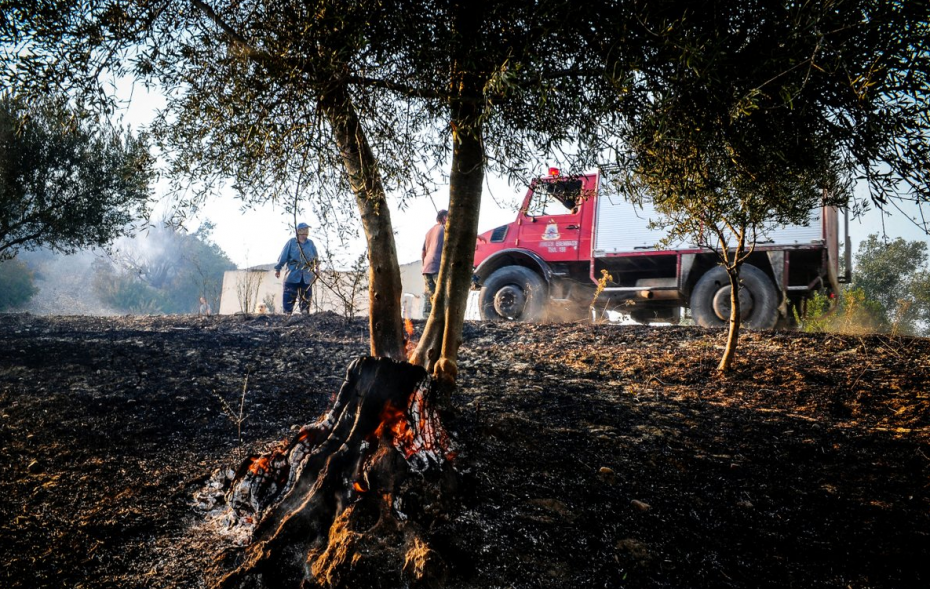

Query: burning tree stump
<box><xmin>211</xmin><ymin>356</ymin><xmax>456</xmax><ymax>589</ymax></box>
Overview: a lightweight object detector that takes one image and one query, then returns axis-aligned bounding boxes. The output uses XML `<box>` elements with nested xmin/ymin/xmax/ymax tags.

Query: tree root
<box><xmin>211</xmin><ymin>356</ymin><xmax>455</xmax><ymax>589</ymax></box>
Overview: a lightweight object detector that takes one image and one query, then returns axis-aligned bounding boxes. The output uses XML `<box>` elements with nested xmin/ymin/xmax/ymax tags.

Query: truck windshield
<box><xmin>525</xmin><ymin>179</ymin><xmax>583</xmax><ymax>217</ymax></box>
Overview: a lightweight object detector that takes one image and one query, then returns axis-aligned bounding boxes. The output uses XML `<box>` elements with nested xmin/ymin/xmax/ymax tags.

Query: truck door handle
<box><xmin>566</xmin><ymin>225</ymin><xmax>579</xmax><ymax>230</ymax></box>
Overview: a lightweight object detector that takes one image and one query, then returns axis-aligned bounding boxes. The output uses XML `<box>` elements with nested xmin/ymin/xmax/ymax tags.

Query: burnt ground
<box><xmin>1</xmin><ymin>312</ymin><xmax>929</xmax><ymax>589</ymax></box>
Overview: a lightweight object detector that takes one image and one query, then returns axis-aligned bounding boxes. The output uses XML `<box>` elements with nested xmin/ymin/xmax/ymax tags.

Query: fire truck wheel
<box><xmin>479</xmin><ymin>266</ymin><xmax>548</xmax><ymax>322</ymax></box>
<box><xmin>690</xmin><ymin>265</ymin><xmax>778</xmax><ymax>330</ymax></box>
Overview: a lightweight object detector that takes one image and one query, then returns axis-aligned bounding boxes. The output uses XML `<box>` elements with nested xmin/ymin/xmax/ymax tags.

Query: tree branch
<box><xmin>189</xmin><ymin>0</ymin><xmax>253</xmax><ymax>52</ymax></box>
<box><xmin>340</xmin><ymin>75</ymin><xmax>453</xmax><ymax>101</ymax></box>
<box><xmin>342</xmin><ymin>66</ymin><xmax>606</xmax><ymax>103</ymax></box>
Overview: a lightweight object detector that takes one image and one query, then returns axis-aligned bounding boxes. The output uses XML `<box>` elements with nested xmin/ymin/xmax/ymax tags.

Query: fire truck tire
<box><xmin>690</xmin><ymin>265</ymin><xmax>778</xmax><ymax>330</ymax></box>
<box><xmin>479</xmin><ymin>266</ymin><xmax>548</xmax><ymax>322</ymax></box>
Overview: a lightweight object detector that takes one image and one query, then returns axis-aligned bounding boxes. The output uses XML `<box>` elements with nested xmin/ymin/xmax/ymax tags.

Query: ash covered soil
<box><xmin>1</xmin><ymin>312</ymin><xmax>929</xmax><ymax>589</ymax></box>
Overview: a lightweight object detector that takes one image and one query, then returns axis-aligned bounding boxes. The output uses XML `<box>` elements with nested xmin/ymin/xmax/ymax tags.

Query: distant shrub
<box><xmin>794</xmin><ymin>290</ymin><xmax>833</xmax><ymax>333</ymax></box>
<box><xmin>95</xmin><ymin>222</ymin><xmax>235</xmax><ymax>315</ymax></box>
<box><xmin>262</xmin><ymin>293</ymin><xmax>277</xmax><ymax>315</ymax></box>
<box><xmin>0</xmin><ymin>258</ymin><xmax>39</xmax><ymax>311</ymax></box>
<box><xmin>92</xmin><ymin>261</ymin><xmax>168</xmax><ymax>314</ymax></box>
<box><xmin>795</xmin><ymin>287</ymin><xmax>888</xmax><ymax>335</ymax></box>
<box><xmin>837</xmin><ymin>287</ymin><xmax>888</xmax><ymax>335</ymax></box>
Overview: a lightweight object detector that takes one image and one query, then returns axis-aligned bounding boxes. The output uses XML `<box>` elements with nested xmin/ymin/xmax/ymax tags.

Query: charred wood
<box><xmin>212</xmin><ymin>356</ymin><xmax>455</xmax><ymax>589</ymax></box>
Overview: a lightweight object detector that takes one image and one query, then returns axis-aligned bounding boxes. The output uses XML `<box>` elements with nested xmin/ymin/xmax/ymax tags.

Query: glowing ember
<box><xmin>248</xmin><ymin>456</ymin><xmax>270</xmax><ymax>475</ymax></box>
<box><xmin>404</xmin><ymin>318</ymin><xmax>416</xmax><ymax>357</ymax></box>
<box><xmin>375</xmin><ymin>401</ymin><xmax>413</xmax><ymax>450</ymax></box>
<box><xmin>373</xmin><ymin>379</ymin><xmax>453</xmax><ymax>470</ymax></box>
<box><xmin>195</xmin><ymin>358</ymin><xmax>452</xmax><ymax>554</ymax></box>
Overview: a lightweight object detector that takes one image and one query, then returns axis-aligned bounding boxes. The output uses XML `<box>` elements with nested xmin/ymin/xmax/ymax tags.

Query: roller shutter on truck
<box><xmin>593</xmin><ymin>194</ymin><xmax>825</xmax><ymax>257</ymax></box>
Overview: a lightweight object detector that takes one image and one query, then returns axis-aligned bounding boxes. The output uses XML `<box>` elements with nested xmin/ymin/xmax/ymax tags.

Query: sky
<box><xmin>119</xmin><ymin>82</ymin><xmax>929</xmax><ymax>271</ymax></box>
<box><xmin>189</xmin><ymin>173</ymin><xmax>526</xmax><ymax>269</ymax></box>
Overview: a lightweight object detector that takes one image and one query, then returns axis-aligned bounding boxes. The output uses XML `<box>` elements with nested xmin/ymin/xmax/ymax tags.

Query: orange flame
<box><xmin>353</xmin><ymin>481</ymin><xmax>367</xmax><ymax>493</ymax></box>
<box><xmin>374</xmin><ymin>401</ymin><xmax>416</xmax><ymax>454</ymax></box>
<box><xmin>404</xmin><ymin>318</ymin><xmax>417</xmax><ymax>357</ymax></box>
<box><xmin>248</xmin><ymin>456</ymin><xmax>271</xmax><ymax>475</ymax></box>
<box><xmin>372</xmin><ymin>385</ymin><xmax>454</xmax><ymax>467</ymax></box>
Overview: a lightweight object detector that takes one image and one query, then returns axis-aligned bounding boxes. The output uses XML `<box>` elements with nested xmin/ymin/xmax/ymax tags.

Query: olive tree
<box><xmin>2</xmin><ymin>2</ymin><xmax>624</xmax><ymax>586</ymax></box>
<box><xmin>853</xmin><ymin>234</ymin><xmax>930</xmax><ymax>335</ymax></box>
<box><xmin>3</xmin><ymin>0</ymin><xmax>416</xmax><ymax>356</ymax></box>
<box><xmin>1</xmin><ymin>0</ymin><xmax>615</xmax><ymax>379</ymax></box>
<box><xmin>391</xmin><ymin>0</ymin><xmax>617</xmax><ymax>385</ymax></box>
<box><xmin>599</xmin><ymin>0</ymin><xmax>930</xmax><ymax>370</ymax></box>
<box><xmin>0</xmin><ymin>92</ymin><xmax>153</xmax><ymax>261</ymax></box>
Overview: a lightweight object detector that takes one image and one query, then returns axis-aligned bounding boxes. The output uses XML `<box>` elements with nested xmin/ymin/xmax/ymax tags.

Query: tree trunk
<box><xmin>718</xmin><ymin>267</ymin><xmax>742</xmax><ymax>372</ymax></box>
<box><xmin>409</xmin><ymin>0</ymin><xmax>486</xmax><ymax>392</ymax></box>
<box><xmin>409</xmin><ymin>114</ymin><xmax>484</xmax><ymax>392</ymax></box>
<box><xmin>211</xmin><ymin>357</ymin><xmax>455</xmax><ymax>589</ymax></box>
<box><xmin>322</xmin><ymin>85</ymin><xmax>406</xmax><ymax>361</ymax></box>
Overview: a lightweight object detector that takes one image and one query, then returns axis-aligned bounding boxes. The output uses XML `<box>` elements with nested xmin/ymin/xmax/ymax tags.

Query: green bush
<box><xmin>88</xmin><ymin>222</ymin><xmax>235</xmax><ymax>315</ymax></box>
<box><xmin>837</xmin><ymin>287</ymin><xmax>889</xmax><ymax>335</ymax></box>
<box><xmin>795</xmin><ymin>287</ymin><xmax>888</xmax><ymax>335</ymax></box>
<box><xmin>853</xmin><ymin>234</ymin><xmax>930</xmax><ymax>336</ymax></box>
<box><xmin>92</xmin><ymin>262</ymin><xmax>169</xmax><ymax>314</ymax></box>
<box><xmin>0</xmin><ymin>258</ymin><xmax>39</xmax><ymax>311</ymax></box>
<box><xmin>794</xmin><ymin>290</ymin><xmax>833</xmax><ymax>333</ymax></box>
<box><xmin>91</xmin><ymin>223</ymin><xmax>234</xmax><ymax>315</ymax></box>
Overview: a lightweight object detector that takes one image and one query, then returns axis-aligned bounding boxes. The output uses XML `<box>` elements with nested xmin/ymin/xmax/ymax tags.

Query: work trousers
<box><xmin>283</xmin><ymin>281</ymin><xmax>312</xmax><ymax>314</ymax></box>
<box><xmin>422</xmin><ymin>273</ymin><xmax>438</xmax><ymax>318</ymax></box>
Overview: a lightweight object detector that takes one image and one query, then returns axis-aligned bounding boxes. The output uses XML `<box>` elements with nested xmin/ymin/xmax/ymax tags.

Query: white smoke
<box><xmin>18</xmin><ymin>249</ymin><xmax>119</xmax><ymax>316</ymax></box>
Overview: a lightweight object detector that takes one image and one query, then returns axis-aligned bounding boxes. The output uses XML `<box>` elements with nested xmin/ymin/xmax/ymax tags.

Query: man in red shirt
<box><xmin>421</xmin><ymin>209</ymin><xmax>448</xmax><ymax>318</ymax></box>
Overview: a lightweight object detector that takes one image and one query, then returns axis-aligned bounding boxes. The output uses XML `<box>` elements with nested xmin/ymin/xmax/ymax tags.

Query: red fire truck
<box><xmin>472</xmin><ymin>169</ymin><xmax>849</xmax><ymax>328</ymax></box>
